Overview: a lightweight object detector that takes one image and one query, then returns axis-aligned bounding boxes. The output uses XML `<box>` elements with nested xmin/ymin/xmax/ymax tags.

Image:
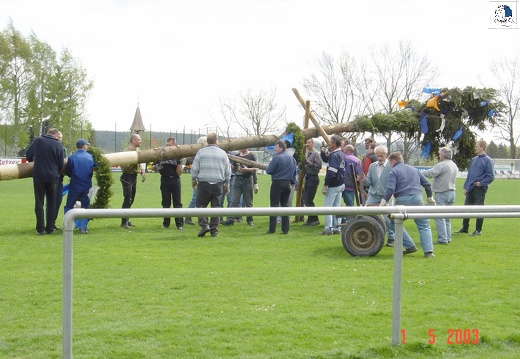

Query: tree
<box><xmin>216</xmin><ymin>88</ymin><xmax>285</xmax><ymax>137</ymax></box>
<box><xmin>355</xmin><ymin>86</ymin><xmax>503</xmax><ymax>169</ymax></box>
<box><xmin>213</xmin><ymin>97</ymin><xmax>239</xmax><ymax>139</ymax></box>
<box><xmin>302</xmin><ymin>52</ymin><xmax>362</xmax><ymax>126</ymax></box>
<box><xmin>24</xmin><ymin>32</ymin><xmax>57</xmax><ymax>140</ymax></box>
<box><xmin>46</xmin><ymin>49</ymin><xmax>93</xmax><ymax>151</ymax></box>
<box><xmin>490</xmin><ymin>53</ymin><xmax>520</xmax><ymax>158</ymax></box>
<box><xmin>0</xmin><ymin>21</ymin><xmax>93</xmax><ymax>155</ymax></box>
<box><xmin>486</xmin><ymin>140</ymin><xmax>499</xmax><ymax>158</ymax></box>
<box><xmin>301</xmin><ymin>42</ymin><xmax>437</xmax><ymax>161</ymax></box>
<box><xmin>0</xmin><ymin>20</ymin><xmax>34</xmax><ymax>154</ymax></box>
<box><xmin>366</xmin><ymin>41</ymin><xmax>438</xmax><ymax>162</ymax></box>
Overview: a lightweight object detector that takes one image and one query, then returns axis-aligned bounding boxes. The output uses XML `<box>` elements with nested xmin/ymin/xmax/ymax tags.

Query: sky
<box><xmin>2</xmin><ymin>0</ymin><xmax>520</xmax><ymax>137</ymax></box>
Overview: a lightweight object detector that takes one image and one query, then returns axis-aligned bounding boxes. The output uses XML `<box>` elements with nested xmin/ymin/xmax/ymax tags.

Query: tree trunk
<box><xmin>0</xmin><ymin>122</ymin><xmax>357</xmax><ymax>181</ymax></box>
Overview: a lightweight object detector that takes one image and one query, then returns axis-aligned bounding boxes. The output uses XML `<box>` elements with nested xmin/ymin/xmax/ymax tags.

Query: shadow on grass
<box><xmin>312</xmin><ymin>244</ymin><xmax>396</xmax><ymax>261</ymax></box>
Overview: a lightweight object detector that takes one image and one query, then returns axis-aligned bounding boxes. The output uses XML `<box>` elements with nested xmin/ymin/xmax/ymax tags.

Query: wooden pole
<box><xmin>349</xmin><ymin>163</ymin><xmax>361</xmax><ymax>206</ymax></box>
<box><xmin>0</xmin><ymin>122</ymin><xmax>356</xmax><ymax>181</ymax></box>
<box><xmin>227</xmin><ymin>153</ymin><xmax>267</xmax><ymax>170</ymax></box>
<box><xmin>292</xmin><ymin>88</ymin><xmax>330</xmax><ymax>144</ymax></box>
<box><xmin>294</xmin><ymin>100</ymin><xmax>312</xmax><ymax>223</ymax></box>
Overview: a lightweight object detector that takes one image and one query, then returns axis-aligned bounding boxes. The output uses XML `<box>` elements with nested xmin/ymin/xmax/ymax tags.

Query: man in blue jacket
<box><xmin>266</xmin><ymin>140</ymin><xmax>297</xmax><ymax>234</ymax></box>
<box><xmin>64</xmin><ymin>139</ymin><xmax>95</xmax><ymax>234</ymax></box>
<box><xmin>456</xmin><ymin>140</ymin><xmax>494</xmax><ymax>236</ymax></box>
<box><xmin>26</xmin><ymin>128</ymin><xmax>65</xmax><ymax>235</ymax></box>
<box><xmin>381</xmin><ymin>152</ymin><xmax>435</xmax><ymax>258</ymax></box>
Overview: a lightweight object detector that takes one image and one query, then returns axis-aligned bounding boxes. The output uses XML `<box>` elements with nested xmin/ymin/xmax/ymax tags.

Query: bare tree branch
<box><xmin>302</xmin><ymin>51</ymin><xmax>362</xmax><ymax>126</ymax></box>
<box><xmin>491</xmin><ymin>53</ymin><xmax>520</xmax><ymax>158</ymax></box>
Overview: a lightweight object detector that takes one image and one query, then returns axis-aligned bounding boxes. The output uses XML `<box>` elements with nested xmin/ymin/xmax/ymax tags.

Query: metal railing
<box><xmin>62</xmin><ymin>205</ymin><xmax>520</xmax><ymax>358</ymax></box>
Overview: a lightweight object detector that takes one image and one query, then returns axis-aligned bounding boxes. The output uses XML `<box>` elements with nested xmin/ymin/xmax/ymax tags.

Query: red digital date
<box><xmin>400</xmin><ymin>329</ymin><xmax>479</xmax><ymax>344</ymax></box>
<box><xmin>446</xmin><ymin>328</ymin><xmax>479</xmax><ymax>345</ymax></box>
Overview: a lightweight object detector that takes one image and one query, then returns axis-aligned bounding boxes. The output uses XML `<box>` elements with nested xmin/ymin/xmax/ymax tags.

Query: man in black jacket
<box><xmin>153</xmin><ymin>138</ymin><xmax>184</xmax><ymax>230</ymax></box>
<box><xmin>26</xmin><ymin>128</ymin><xmax>65</xmax><ymax>235</ymax></box>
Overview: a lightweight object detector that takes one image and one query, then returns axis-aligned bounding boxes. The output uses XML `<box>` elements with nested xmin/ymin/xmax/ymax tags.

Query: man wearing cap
<box><xmin>64</xmin><ymin>139</ymin><xmax>95</xmax><ymax>234</ymax></box>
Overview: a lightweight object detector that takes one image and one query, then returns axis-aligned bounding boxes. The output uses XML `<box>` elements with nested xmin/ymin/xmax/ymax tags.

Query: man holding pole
<box><xmin>302</xmin><ymin>139</ymin><xmax>322</xmax><ymax>226</ymax></box>
<box><xmin>120</xmin><ymin>134</ymin><xmax>146</xmax><ymax>229</ymax></box>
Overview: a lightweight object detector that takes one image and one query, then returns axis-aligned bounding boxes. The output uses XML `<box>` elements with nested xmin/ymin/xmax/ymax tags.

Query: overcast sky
<box><xmin>2</xmin><ymin>0</ymin><xmax>519</xmax><ymax>136</ymax></box>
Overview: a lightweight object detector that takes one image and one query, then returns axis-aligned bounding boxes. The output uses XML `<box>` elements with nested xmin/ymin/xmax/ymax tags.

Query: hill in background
<box><xmin>92</xmin><ymin>131</ymin><xmax>208</xmax><ymax>154</ymax></box>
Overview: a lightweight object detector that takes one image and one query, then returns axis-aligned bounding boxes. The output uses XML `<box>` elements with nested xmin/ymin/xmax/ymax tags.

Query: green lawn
<box><xmin>1</xmin><ymin>173</ymin><xmax>519</xmax><ymax>358</ymax></box>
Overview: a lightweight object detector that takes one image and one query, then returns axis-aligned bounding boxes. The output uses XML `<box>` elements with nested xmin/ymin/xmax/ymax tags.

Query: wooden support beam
<box><xmin>294</xmin><ymin>100</ymin><xmax>312</xmax><ymax>223</ymax></box>
<box><xmin>292</xmin><ymin>88</ymin><xmax>330</xmax><ymax>144</ymax></box>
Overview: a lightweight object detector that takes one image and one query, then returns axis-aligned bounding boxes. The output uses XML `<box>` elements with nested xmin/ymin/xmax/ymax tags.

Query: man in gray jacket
<box><xmin>364</xmin><ymin>145</ymin><xmax>395</xmax><ymax>246</ymax></box>
<box><xmin>191</xmin><ymin>133</ymin><xmax>231</xmax><ymax>238</ymax></box>
<box><xmin>422</xmin><ymin>147</ymin><xmax>459</xmax><ymax>244</ymax></box>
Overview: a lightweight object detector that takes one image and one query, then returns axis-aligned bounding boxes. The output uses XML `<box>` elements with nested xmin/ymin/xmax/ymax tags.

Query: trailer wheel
<box><xmin>341</xmin><ymin>215</ymin><xmax>385</xmax><ymax>256</ymax></box>
<box><xmin>369</xmin><ymin>214</ymin><xmax>387</xmax><ymax>233</ymax></box>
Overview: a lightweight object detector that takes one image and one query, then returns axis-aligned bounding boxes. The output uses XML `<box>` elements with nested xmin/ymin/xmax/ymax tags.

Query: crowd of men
<box><xmin>26</xmin><ymin>130</ymin><xmax>494</xmax><ymax>258</ymax></box>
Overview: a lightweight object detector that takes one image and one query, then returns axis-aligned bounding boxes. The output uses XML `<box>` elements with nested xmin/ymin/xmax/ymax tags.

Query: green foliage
<box><xmin>353</xmin><ymin>87</ymin><xmax>504</xmax><ymax>169</ymax></box>
<box><xmin>0</xmin><ymin>21</ymin><xmax>93</xmax><ymax>155</ymax></box>
<box><xmin>285</xmin><ymin>122</ymin><xmax>305</xmax><ymax>164</ymax></box>
<box><xmin>354</xmin><ymin>110</ymin><xmax>419</xmax><ymax>138</ymax></box>
<box><xmin>87</xmin><ymin>146</ymin><xmax>113</xmax><ymax>209</ymax></box>
<box><xmin>487</xmin><ymin>141</ymin><xmax>510</xmax><ymax>158</ymax></box>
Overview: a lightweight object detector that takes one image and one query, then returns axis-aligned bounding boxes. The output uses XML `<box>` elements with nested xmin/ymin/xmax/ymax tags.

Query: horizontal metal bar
<box><xmin>63</xmin><ymin>205</ymin><xmax>520</xmax><ymax>229</ymax></box>
<box><xmin>392</xmin><ymin>212</ymin><xmax>520</xmax><ymax>219</ymax></box>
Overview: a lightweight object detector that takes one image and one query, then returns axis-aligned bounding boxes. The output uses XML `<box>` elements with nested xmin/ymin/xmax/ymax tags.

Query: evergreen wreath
<box><xmin>87</xmin><ymin>146</ymin><xmax>113</xmax><ymax>209</ymax></box>
<box><xmin>285</xmin><ymin>122</ymin><xmax>305</xmax><ymax>165</ymax></box>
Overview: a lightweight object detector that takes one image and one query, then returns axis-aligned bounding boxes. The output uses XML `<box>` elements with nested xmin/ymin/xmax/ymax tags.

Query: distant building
<box><xmin>130</xmin><ymin>105</ymin><xmax>145</xmax><ymax>134</ymax></box>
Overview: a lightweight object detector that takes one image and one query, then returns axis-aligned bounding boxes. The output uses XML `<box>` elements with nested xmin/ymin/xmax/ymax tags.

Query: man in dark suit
<box><xmin>26</xmin><ymin>128</ymin><xmax>65</xmax><ymax>235</ymax></box>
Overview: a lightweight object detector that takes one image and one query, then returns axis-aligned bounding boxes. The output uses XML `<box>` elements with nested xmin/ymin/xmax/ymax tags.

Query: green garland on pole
<box><xmin>285</xmin><ymin>122</ymin><xmax>305</xmax><ymax>165</ymax></box>
<box><xmin>353</xmin><ymin>86</ymin><xmax>503</xmax><ymax>169</ymax></box>
<box><xmin>87</xmin><ymin>146</ymin><xmax>113</xmax><ymax>209</ymax></box>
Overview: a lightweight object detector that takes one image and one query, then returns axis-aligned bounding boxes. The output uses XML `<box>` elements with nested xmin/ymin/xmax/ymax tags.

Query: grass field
<box><xmin>1</xmin><ymin>172</ymin><xmax>520</xmax><ymax>358</ymax></box>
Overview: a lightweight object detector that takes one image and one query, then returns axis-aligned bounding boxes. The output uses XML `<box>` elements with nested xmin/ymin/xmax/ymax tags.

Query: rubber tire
<box><xmin>341</xmin><ymin>215</ymin><xmax>385</xmax><ymax>256</ymax></box>
<box><xmin>369</xmin><ymin>214</ymin><xmax>387</xmax><ymax>233</ymax></box>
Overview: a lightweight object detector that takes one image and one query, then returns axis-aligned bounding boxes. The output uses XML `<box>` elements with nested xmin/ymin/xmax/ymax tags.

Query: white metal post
<box><xmin>391</xmin><ymin>217</ymin><xmax>404</xmax><ymax>346</ymax></box>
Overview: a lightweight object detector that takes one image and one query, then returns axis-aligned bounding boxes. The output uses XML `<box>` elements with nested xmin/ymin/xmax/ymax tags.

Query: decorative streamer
<box><xmin>423</xmin><ymin>87</ymin><xmax>441</xmax><ymax>95</ymax></box>
<box><xmin>420</xmin><ymin>112</ymin><xmax>428</xmax><ymax>133</ymax></box>
<box><xmin>267</xmin><ymin>132</ymin><xmax>294</xmax><ymax>150</ymax></box>
<box><xmin>426</xmin><ymin>95</ymin><xmax>440</xmax><ymax>111</ymax></box>
<box><xmin>436</xmin><ymin>114</ymin><xmax>446</xmax><ymax>132</ymax></box>
<box><xmin>420</xmin><ymin>140</ymin><xmax>431</xmax><ymax>158</ymax></box>
<box><xmin>397</xmin><ymin>100</ymin><xmax>409</xmax><ymax>108</ymax></box>
<box><xmin>452</xmin><ymin>126</ymin><xmax>463</xmax><ymax>141</ymax></box>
